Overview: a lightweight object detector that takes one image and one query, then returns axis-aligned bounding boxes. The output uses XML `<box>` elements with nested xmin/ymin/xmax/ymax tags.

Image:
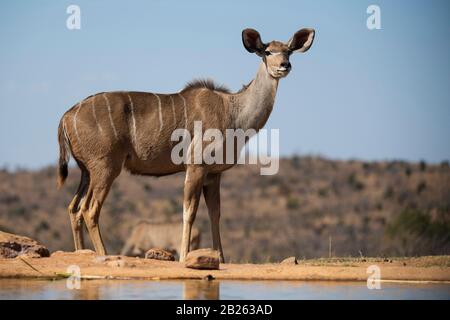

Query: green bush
<box><xmin>347</xmin><ymin>173</ymin><xmax>365</xmax><ymax>191</ymax></box>
<box><xmin>286</xmin><ymin>196</ymin><xmax>300</xmax><ymax>210</ymax></box>
<box><xmin>386</xmin><ymin>209</ymin><xmax>450</xmax><ymax>255</ymax></box>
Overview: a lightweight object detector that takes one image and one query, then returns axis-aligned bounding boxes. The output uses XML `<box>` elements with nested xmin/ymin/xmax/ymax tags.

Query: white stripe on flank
<box><xmin>62</xmin><ymin>118</ymin><xmax>71</xmax><ymax>158</ymax></box>
<box><xmin>73</xmin><ymin>102</ymin><xmax>82</xmax><ymax>144</ymax></box>
<box><xmin>103</xmin><ymin>93</ymin><xmax>118</xmax><ymax>139</ymax></box>
<box><xmin>91</xmin><ymin>99</ymin><xmax>103</xmax><ymax>133</ymax></box>
<box><xmin>178</xmin><ymin>93</ymin><xmax>188</xmax><ymax>130</ymax></box>
<box><xmin>153</xmin><ymin>93</ymin><xmax>163</xmax><ymax>132</ymax></box>
<box><xmin>126</xmin><ymin>93</ymin><xmax>138</xmax><ymax>152</ymax></box>
<box><xmin>169</xmin><ymin>95</ymin><xmax>176</xmax><ymax>127</ymax></box>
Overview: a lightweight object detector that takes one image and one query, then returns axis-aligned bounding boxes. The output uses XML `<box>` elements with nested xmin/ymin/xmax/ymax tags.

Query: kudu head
<box><xmin>242</xmin><ymin>28</ymin><xmax>315</xmax><ymax>78</ymax></box>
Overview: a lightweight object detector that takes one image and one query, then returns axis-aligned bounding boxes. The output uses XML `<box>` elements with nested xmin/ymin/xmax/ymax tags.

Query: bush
<box><xmin>416</xmin><ymin>181</ymin><xmax>427</xmax><ymax>194</ymax></box>
<box><xmin>405</xmin><ymin>166</ymin><xmax>412</xmax><ymax>177</ymax></box>
<box><xmin>9</xmin><ymin>206</ymin><xmax>27</xmax><ymax>217</ymax></box>
<box><xmin>164</xmin><ymin>198</ymin><xmax>182</xmax><ymax>216</ymax></box>
<box><xmin>143</xmin><ymin>183</ymin><xmax>152</xmax><ymax>192</ymax></box>
<box><xmin>419</xmin><ymin>160</ymin><xmax>427</xmax><ymax>172</ymax></box>
<box><xmin>318</xmin><ymin>188</ymin><xmax>328</xmax><ymax>197</ymax></box>
<box><xmin>384</xmin><ymin>186</ymin><xmax>394</xmax><ymax>199</ymax></box>
<box><xmin>286</xmin><ymin>196</ymin><xmax>300</xmax><ymax>210</ymax></box>
<box><xmin>347</xmin><ymin>173</ymin><xmax>365</xmax><ymax>191</ymax></box>
<box><xmin>36</xmin><ymin>220</ymin><xmax>49</xmax><ymax>232</ymax></box>
<box><xmin>290</xmin><ymin>155</ymin><xmax>301</xmax><ymax>169</ymax></box>
<box><xmin>385</xmin><ymin>209</ymin><xmax>450</xmax><ymax>255</ymax></box>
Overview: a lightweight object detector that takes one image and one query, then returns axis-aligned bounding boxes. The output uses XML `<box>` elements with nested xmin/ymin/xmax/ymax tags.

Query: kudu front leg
<box><xmin>203</xmin><ymin>173</ymin><xmax>225</xmax><ymax>263</ymax></box>
<box><xmin>179</xmin><ymin>166</ymin><xmax>206</xmax><ymax>262</ymax></box>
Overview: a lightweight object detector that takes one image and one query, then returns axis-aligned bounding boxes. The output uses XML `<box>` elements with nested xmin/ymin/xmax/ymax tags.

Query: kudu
<box><xmin>57</xmin><ymin>28</ymin><xmax>315</xmax><ymax>262</ymax></box>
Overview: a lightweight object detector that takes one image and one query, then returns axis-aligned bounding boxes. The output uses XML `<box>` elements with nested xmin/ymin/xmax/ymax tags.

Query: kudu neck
<box><xmin>232</xmin><ymin>62</ymin><xmax>279</xmax><ymax>131</ymax></box>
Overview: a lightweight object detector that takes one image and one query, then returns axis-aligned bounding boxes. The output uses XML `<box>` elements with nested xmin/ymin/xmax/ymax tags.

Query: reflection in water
<box><xmin>183</xmin><ymin>280</ymin><xmax>220</xmax><ymax>300</ymax></box>
<box><xmin>72</xmin><ymin>280</ymin><xmax>100</xmax><ymax>300</ymax></box>
<box><xmin>0</xmin><ymin>279</ymin><xmax>448</xmax><ymax>300</ymax></box>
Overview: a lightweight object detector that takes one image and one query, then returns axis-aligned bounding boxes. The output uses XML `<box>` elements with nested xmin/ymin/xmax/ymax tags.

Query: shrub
<box><xmin>416</xmin><ymin>181</ymin><xmax>427</xmax><ymax>194</ymax></box>
<box><xmin>318</xmin><ymin>188</ymin><xmax>328</xmax><ymax>197</ymax></box>
<box><xmin>9</xmin><ymin>206</ymin><xmax>27</xmax><ymax>217</ymax></box>
<box><xmin>347</xmin><ymin>173</ymin><xmax>365</xmax><ymax>191</ymax></box>
<box><xmin>419</xmin><ymin>160</ymin><xmax>427</xmax><ymax>172</ymax></box>
<box><xmin>164</xmin><ymin>198</ymin><xmax>182</xmax><ymax>216</ymax></box>
<box><xmin>286</xmin><ymin>196</ymin><xmax>300</xmax><ymax>210</ymax></box>
<box><xmin>385</xmin><ymin>209</ymin><xmax>450</xmax><ymax>255</ymax></box>
<box><xmin>290</xmin><ymin>155</ymin><xmax>301</xmax><ymax>169</ymax></box>
<box><xmin>383</xmin><ymin>186</ymin><xmax>394</xmax><ymax>199</ymax></box>
<box><xmin>405</xmin><ymin>166</ymin><xmax>412</xmax><ymax>177</ymax></box>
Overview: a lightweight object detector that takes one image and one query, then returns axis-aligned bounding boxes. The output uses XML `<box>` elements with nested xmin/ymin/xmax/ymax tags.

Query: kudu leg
<box><xmin>179</xmin><ymin>166</ymin><xmax>206</xmax><ymax>262</ymax></box>
<box><xmin>81</xmin><ymin>182</ymin><xmax>111</xmax><ymax>256</ymax></box>
<box><xmin>81</xmin><ymin>164</ymin><xmax>118</xmax><ymax>256</ymax></box>
<box><xmin>203</xmin><ymin>173</ymin><xmax>225</xmax><ymax>263</ymax></box>
<box><xmin>67</xmin><ymin>169</ymin><xmax>89</xmax><ymax>250</ymax></box>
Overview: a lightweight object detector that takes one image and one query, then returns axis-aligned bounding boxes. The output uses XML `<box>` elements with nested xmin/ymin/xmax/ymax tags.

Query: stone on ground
<box><xmin>185</xmin><ymin>248</ymin><xmax>220</xmax><ymax>270</ymax></box>
<box><xmin>0</xmin><ymin>231</ymin><xmax>50</xmax><ymax>258</ymax></box>
<box><xmin>280</xmin><ymin>256</ymin><xmax>298</xmax><ymax>265</ymax></box>
<box><xmin>145</xmin><ymin>248</ymin><xmax>175</xmax><ymax>261</ymax></box>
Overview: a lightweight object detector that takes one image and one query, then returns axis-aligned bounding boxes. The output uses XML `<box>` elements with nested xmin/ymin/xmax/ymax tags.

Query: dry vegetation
<box><xmin>0</xmin><ymin>156</ymin><xmax>449</xmax><ymax>262</ymax></box>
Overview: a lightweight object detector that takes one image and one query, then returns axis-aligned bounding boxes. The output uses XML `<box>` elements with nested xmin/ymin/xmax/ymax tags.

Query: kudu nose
<box><xmin>280</xmin><ymin>62</ymin><xmax>291</xmax><ymax>69</ymax></box>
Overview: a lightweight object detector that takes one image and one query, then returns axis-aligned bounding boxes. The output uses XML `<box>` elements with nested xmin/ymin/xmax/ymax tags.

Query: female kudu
<box><xmin>57</xmin><ymin>28</ymin><xmax>315</xmax><ymax>262</ymax></box>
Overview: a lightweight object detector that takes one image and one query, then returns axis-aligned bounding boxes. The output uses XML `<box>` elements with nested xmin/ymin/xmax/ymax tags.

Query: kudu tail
<box><xmin>57</xmin><ymin>119</ymin><xmax>71</xmax><ymax>189</ymax></box>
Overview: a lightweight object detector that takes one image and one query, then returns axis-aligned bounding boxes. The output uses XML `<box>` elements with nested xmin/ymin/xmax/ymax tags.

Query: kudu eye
<box><xmin>264</xmin><ymin>51</ymin><xmax>272</xmax><ymax>56</ymax></box>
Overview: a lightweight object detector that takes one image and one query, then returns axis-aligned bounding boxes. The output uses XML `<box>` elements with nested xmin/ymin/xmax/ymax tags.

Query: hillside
<box><xmin>0</xmin><ymin>156</ymin><xmax>449</xmax><ymax>262</ymax></box>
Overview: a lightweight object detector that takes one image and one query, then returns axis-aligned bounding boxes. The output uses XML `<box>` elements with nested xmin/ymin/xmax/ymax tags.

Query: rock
<box><xmin>145</xmin><ymin>248</ymin><xmax>175</xmax><ymax>261</ymax></box>
<box><xmin>185</xmin><ymin>248</ymin><xmax>220</xmax><ymax>270</ymax></box>
<box><xmin>203</xmin><ymin>274</ymin><xmax>215</xmax><ymax>281</ymax></box>
<box><xmin>0</xmin><ymin>231</ymin><xmax>50</xmax><ymax>258</ymax></box>
<box><xmin>280</xmin><ymin>257</ymin><xmax>298</xmax><ymax>265</ymax></box>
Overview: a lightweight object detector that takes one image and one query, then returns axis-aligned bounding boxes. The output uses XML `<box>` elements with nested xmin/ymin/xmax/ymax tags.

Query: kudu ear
<box><xmin>242</xmin><ymin>28</ymin><xmax>267</xmax><ymax>56</ymax></box>
<box><xmin>287</xmin><ymin>28</ymin><xmax>315</xmax><ymax>53</ymax></box>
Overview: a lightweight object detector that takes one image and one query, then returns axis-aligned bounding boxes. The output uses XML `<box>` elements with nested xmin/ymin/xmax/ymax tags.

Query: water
<box><xmin>0</xmin><ymin>279</ymin><xmax>449</xmax><ymax>300</ymax></box>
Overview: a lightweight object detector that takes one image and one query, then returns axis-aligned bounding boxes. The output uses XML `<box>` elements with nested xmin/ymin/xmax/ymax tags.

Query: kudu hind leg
<box><xmin>179</xmin><ymin>166</ymin><xmax>206</xmax><ymax>262</ymax></box>
<box><xmin>203</xmin><ymin>173</ymin><xmax>225</xmax><ymax>263</ymax></box>
<box><xmin>81</xmin><ymin>165</ymin><xmax>118</xmax><ymax>256</ymax></box>
<box><xmin>67</xmin><ymin>169</ymin><xmax>89</xmax><ymax>250</ymax></box>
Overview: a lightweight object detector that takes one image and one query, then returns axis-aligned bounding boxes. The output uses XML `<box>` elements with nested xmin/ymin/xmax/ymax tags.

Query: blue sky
<box><xmin>0</xmin><ymin>0</ymin><xmax>449</xmax><ymax>169</ymax></box>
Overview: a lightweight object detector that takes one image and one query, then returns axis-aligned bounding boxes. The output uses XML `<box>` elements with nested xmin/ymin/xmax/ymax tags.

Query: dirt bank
<box><xmin>0</xmin><ymin>251</ymin><xmax>449</xmax><ymax>282</ymax></box>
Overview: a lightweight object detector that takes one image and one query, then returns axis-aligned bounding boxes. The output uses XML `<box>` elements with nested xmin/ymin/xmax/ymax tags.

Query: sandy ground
<box><xmin>0</xmin><ymin>251</ymin><xmax>449</xmax><ymax>283</ymax></box>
